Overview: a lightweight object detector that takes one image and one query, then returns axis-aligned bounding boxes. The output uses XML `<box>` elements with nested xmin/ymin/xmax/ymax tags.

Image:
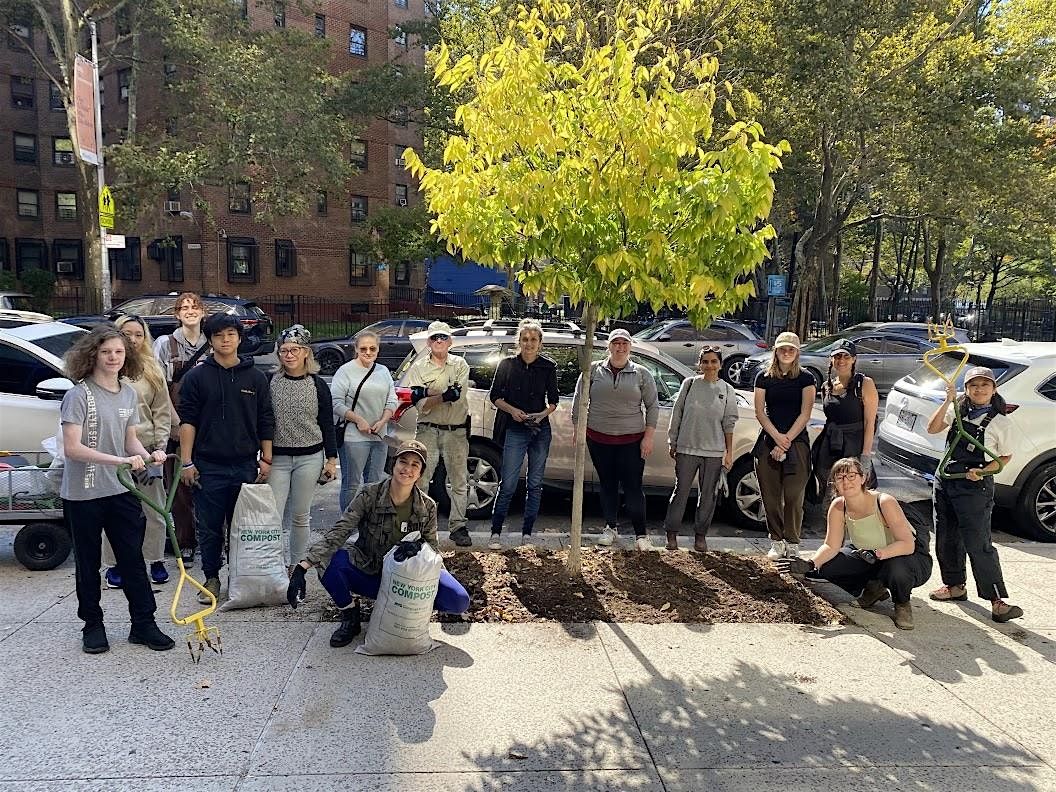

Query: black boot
<box><xmin>330</xmin><ymin>601</ymin><xmax>362</xmax><ymax>648</ymax></box>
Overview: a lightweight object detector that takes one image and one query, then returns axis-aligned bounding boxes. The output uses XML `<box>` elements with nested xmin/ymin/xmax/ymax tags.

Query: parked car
<box><xmin>842</xmin><ymin>321</ymin><xmax>970</xmax><ymax>343</ymax></box>
<box><xmin>0</xmin><ymin>321</ymin><xmax>86</xmax><ymax>453</ymax></box>
<box><xmin>0</xmin><ymin>292</ymin><xmax>52</xmax><ymax>323</ymax></box>
<box><xmin>736</xmin><ymin>330</ymin><xmax>938</xmax><ymax>395</ymax></box>
<box><xmin>311</xmin><ymin>318</ymin><xmax>464</xmax><ymax>376</ymax></box>
<box><xmin>876</xmin><ymin>340</ymin><xmax>1056</xmax><ymax>542</ymax></box>
<box><xmin>62</xmin><ymin>293</ymin><xmax>274</xmax><ymax>356</ymax></box>
<box><xmin>389</xmin><ymin>324</ymin><xmax>825</xmax><ymax>529</ymax></box>
<box><xmin>633</xmin><ymin>318</ymin><xmax>769</xmax><ymax>384</ymax></box>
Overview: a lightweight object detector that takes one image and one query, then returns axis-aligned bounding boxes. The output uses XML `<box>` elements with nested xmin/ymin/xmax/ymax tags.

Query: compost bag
<box><xmin>220</xmin><ymin>484</ymin><xmax>288</xmax><ymax>610</ymax></box>
<box><xmin>356</xmin><ymin>530</ymin><xmax>441</xmax><ymax>656</ymax></box>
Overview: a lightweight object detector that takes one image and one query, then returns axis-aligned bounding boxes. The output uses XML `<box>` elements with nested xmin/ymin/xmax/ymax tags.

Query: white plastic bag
<box><xmin>356</xmin><ymin>531</ymin><xmax>442</xmax><ymax>656</ymax></box>
<box><xmin>42</xmin><ymin>430</ymin><xmax>64</xmax><ymax>494</ymax></box>
<box><xmin>220</xmin><ymin>484</ymin><xmax>289</xmax><ymax>611</ymax></box>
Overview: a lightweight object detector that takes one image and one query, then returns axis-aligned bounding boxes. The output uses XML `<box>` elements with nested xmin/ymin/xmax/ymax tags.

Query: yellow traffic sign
<box><xmin>98</xmin><ymin>185</ymin><xmax>115</xmax><ymax>229</ymax></box>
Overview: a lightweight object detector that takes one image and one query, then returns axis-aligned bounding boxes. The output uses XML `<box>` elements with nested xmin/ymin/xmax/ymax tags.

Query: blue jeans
<box><xmin>491</xmin><ymin>422</ymin><xmax>552</xmax><ymax>535</ymax></box>
<box><xmin>269</xmin><ymin>451</ymin><xmax>323</xmax><ymax>565</ymax></box>
<box><xmin>320</xmin><ymin>548</ymin><xmax>470</xmax><ymax>613</ymax></box>
<box><xmin>192</xmin><ymin>458</ymin><xmax>258</xmax><ymax>579</ymax></box>
<box><xmin>339</xmin><ymin>440</ymin><xmax>387</xmax><ymax>512</ymax></box>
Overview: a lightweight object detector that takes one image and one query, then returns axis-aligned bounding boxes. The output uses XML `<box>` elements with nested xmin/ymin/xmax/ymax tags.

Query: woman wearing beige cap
<box><xmin>753</xmin><ymin>331</ymin><xmax>816</xmax><ymax>560</ymax></box>
<box><xmin>925</xmin><ymin>366</ymin><xmax>1022</xmax><ymax>622</ymax></box>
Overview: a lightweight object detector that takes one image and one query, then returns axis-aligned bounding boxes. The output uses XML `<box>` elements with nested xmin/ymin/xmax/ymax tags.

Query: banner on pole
<box><xmin>74</xmin><ymin>55</ymin><xmax>99</xmax><ymax>166</ymax></box>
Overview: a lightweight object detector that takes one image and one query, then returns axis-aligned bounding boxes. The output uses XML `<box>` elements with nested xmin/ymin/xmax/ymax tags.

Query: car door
<box><xmin>631</xmin><ymin>352</ymin><xmax>688</xmax><ymax>486</ymax></box>
<box><xmin>850</xmin><ymin>336</ymin><xmax>885</xmax><ymax>387</ymax></box>
<box><xmin>654</xmin><ymin>323</ymin><xmax>702</xmax><ymax>366</ymax></box>
<box><xmin>0</xmin><ymin>341</ymin><xmax>64</xmax><ymax>452</ymax></box>
<box><xmin>376</xmin><ymin>320</ymin><xmax>410</xmax><ymax>370</ymax></box>
<box><xmin>542</xmin><ymin>344</ymin><xmax>597</xmax><ymax>486</ymax></box>
<box><xmin>880</xmin><ymin>336</ymin><xmax>929</xmax><ymax>394</ymax></box>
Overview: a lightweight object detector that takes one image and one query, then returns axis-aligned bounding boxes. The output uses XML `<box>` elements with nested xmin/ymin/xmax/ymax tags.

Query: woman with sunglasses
<box><xmin>269</xmin><ymin>325</ymin><xmax>338</xmax><ymax>567</ymax></box>
<box><xmin>332</xmin><ymin>330</ymin><xmax>397</xmax><ymax>511</ymax></box>
<box><xmin>812</xmin><ymin>339</ymin><xmax>879</xmax><ymax>502</ymax></box>
<box><xmin>663</xmin><ymin>345</ymin><xmax>738</xmax><ymax>551</ymax></box>
<box><xmin>780</xmin><ymin>457</ymin><xmax>931</xmax><ymax>631</ymax></box>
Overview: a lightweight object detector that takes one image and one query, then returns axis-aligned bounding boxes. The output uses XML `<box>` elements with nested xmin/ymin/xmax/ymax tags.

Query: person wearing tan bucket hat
<box><xmin>752</xmin><ymin>331</ymin><xmax>817</xmax><ymax>561</ymax></box>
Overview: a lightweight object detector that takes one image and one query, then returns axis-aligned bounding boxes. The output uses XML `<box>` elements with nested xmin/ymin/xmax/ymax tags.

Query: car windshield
<box><xmin>5</xmin><ymin>295</ymin><xmax>34</xmax><ymax>311</ymax></box>
<box><xmin>801</xmin><ymin>333</ymin><xmax>854</xmax><ymax>353</ymax></box>
<box><xmin>901</xmin><ymin>352</ymin><xmax>1019</xmax><ymax>391</ymax></box>
<box><xmin>632</xmin><ymin>324</ymin><xmax>670</xmax><ymax>340</ymax></box>
<box><xmin>31</xmin><ymin>329</ymin><xmax>86</xmax><ymax>359</ymax></box>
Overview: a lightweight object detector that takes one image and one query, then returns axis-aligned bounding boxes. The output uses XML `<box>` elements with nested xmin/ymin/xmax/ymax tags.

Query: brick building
<box><xmin>1</xmin><ymin>0</ymin><xmax>427</xmax><ymax>310</ymax></box>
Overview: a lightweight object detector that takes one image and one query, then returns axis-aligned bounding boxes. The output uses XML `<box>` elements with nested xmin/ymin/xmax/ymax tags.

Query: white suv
<box><xmin>877</xmin><ymin>340</ymin><xmax>1056</xmax><ymax>541</ymax></box>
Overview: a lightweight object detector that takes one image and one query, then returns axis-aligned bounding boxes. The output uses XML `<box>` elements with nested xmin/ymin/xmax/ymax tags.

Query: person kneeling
<box><xmin>780</xmin><ymin>457</ymin><xmax>932</xmax><ymax>631</ymax></box>
<box><xmin>287</xmin><ymin>440</ymin><xmax>470</xmax><ymax>647</ymax></box>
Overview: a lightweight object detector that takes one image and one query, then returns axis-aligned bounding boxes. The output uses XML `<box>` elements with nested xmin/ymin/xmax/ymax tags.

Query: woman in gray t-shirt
<box><xmin>60</xmin><ymin>328</ymin><xmax>173</xmax><ymax>655</ymax></box>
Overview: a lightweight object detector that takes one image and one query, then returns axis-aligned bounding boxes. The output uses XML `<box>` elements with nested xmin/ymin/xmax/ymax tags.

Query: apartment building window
<box><xmin>393</xmin><ymin>106</ymin><xmax>409</xmax><ymax>127</ymax></box>
<box><xmin>165</xmin><ymin>117</ymin><xmax>178</xmax><ymax>135</ymax></box>
<box><xmin>0</xmin><ymin>238</ymin><xmax>8</xmax><ymax>273</ymax></box>
<box><xmin>16</xmin><ymin>190</ymin><xmax>39</xmax><ymax>218</ymax></box>
<box><xmin>13</xmin><ymin>133</ymin><xmax>37</xmax><ymax>163</ymax></box>
<box><xmin>163</xmin><ymin>62</ymin><xmax>177</xmax><ymax>86</ymax></box>
<box><xmin>229</xmin><ymin>182</ymin><xmax>251</xmax><ymax>213</ymax></box>
<box><xmin>273</xmin><ymin>1</ymin><xmax>285</xmax><ymax>28</ymax></box>
<box><xmin>150</xmin><ymin>236</ymin><xmax>184</xmax><ymax>282</ymax></box>
<box><xmin>49</xmin><ymin>82</ymin><xmax>64</xmax><ymax>110</ymax></box>
<box><xmin>351</xmin><ymin>195</ymin><xmax>368</xmax><ymax>222</ymax></box>
<box><xmin>351</xmin><ymin>139</ymin><xmax>367</xmax><ymax>168</ymax></box>
<box><xmin>11</xmin><ymin>76</ymin><xmax>34</xmax><ymax>109</ymax></box>
<box><xmin>275</xmin><ymin>239</ymin><xmax>296</xmax><ymax>277</ymax></box>
<box><xmin>115</xmin><ymin>7</ymin><xmax>132</xmax><ymax>35</ymax></box>
<box><xmin>394</xmin><ymin>259</ymin><xmax>411</xmax><ymax>285</ymax></box>
<box><xmin>52</xmin><ymin>239</ymin><xmax>84</xmax><ymax>278</ymax></box>
<box><xmin>53</xmin><ymin>137</ymin><xmax>75</xmax><ymax>166</ymax></box>
<box><xmin>15</xmin><ymin>239</ymin><xmax>47</xmax><ymax>275</ymax></box>
<box><xmin>118</xmin><ymin>69</ymin><xmax>131</xmax><ymax>102</ymax></box>
<box><xmin>394</xmin><ymin>0</ymin><xmax>408</xmax><ymax>7</ymax></box>
<box><xmin>395</xmin><ymin>184</ymin><xmax>409</xmax><ymax>206</ymax></box>
<box><xmin>316</xmin><ymin>191</ymin><xmax>328</xmax><ymax>215</ymax></box>
<box><xmin>349</xmin><ymin>250</ymin><xmax>373</xmax><ymax>285</ymax></box>
<box><xmin>314</xmin><ymin>14</ymin><xmax>326</xmax><ymax>37</ymax></box>
<box><xmin>111</xmin><ymin>237</ymin><xmax>142</xmax><ymax>281</ymax></box>
<box><xmin>227</xmin><ymin>237</ymin><xmax>258</xmax><ymax>283</ymax></box>
<box><xmin>348</xmin><ymin>25</ymin><xmax>367</xmax><ymax>57</ymax></box>
<box><xmin>233</xmin><ymin>0</ymin><xmax>248</xmax><ymax>20</ymax></box>
<box><xmin>56</xmin><ymin>192</ymin><xmax>78</xmax><ymax>221</ymax></box>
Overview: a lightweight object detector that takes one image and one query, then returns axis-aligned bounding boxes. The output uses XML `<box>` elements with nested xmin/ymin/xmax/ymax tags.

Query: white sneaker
<box><xmin>520</xmin><ymin>534</ymin><xmax>534</xmax><ymax>546</ymax></box>
<box><xmin>488</xmin><ymin>534</ymin><xmax>503</xmax><ymax>551</ymax></box>
<box><xmin>596</xmin><ymin>526</ymin><xmax>616</xmax><ymax>546</ymax></box>
<box><xmin>767</xmin><ymin>540</ymin><xmax>787</xmax><ymax>560</ymax></box>
<box><xmin>785</xmin><ymin>543</ymin><xmax>801</xmax><ymax>558</ymax></box>
<box><xmin>635</xmin><ymin>536</ymin><xmax>652</xmax><ymax>552</ymax></box>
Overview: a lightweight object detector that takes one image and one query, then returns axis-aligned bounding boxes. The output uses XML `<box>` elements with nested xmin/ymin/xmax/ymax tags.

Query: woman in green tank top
<box><xmin>777</xmin><ymin>457</ymin><xmax>933</xmax><ymax>631</ymax></box>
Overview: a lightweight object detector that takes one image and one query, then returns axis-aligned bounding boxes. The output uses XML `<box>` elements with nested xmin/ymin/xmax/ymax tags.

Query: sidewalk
<box><xmin>1</xmin><ymin>533</ymin><xmax>1054</xmax><ymax>791</ymax></box>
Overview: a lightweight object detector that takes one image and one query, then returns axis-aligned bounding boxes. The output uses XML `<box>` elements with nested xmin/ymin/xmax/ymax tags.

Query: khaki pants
<box><xmin>415</xmin><ymin>425</ymin><xmax>469</xmax><ymax>532</ymax></box>
<box><xmin>754</xmin><ymin>441</ymin><xmax>810</xmax><ymax>544</ymax></box>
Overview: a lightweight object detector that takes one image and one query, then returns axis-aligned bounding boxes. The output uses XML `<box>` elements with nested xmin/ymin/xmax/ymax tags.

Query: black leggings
<box><xmin>817</xmin><ymin>546</ymin><xmax>933</xmax><ymax>605</ymax></box>
<box><xmin>587</xmin><ymin>438</ymin><xmax>646</xmax><ymax>535</ymax></box>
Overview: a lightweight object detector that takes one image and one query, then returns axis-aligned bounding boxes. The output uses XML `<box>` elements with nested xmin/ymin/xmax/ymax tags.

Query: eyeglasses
<box><xmin>357</xmin><ymin>345</ymin><xmax>379</xmax><ymax>353</ymax></box>
<box><xmin>429</xmin><ymin>335</ymin><xmax>451</xmax><ymax>342</ymax></box>
<box><xmin>833</xmin><ymin>471</ymin><xmax>861</xmax><ymax>482</ymax></box>
<box><xmin>278</xmin><ymin>347</ymin><xmax>304</xmax><ymax>356</ymax></box>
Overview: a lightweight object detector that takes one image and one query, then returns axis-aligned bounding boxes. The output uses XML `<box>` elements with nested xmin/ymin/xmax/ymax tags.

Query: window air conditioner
<box><xmin>394</xmin><ymin>157</ymin><xmax>404</xmax><ymax>167</ymax></box>
<box><xmin>58</xmin><ymin>153</ymin><xmax>74</xmax><ymax>165</ymax></box>
<box><xmin>165</xmin><ymin>201</ymin><xmax>181</xmax><ymax>212</ymax></box>
<box><xmin>56</xmin><ymin>260</ymin><xmax>75</xmax><ymax>274</ymax></box>
<box><xmin>397</xmin><ymin>198</ymin><xmax>407</xmax><ymax>206</ymax></box>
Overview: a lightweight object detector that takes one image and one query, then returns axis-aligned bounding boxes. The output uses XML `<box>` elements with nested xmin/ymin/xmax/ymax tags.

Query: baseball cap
<box><xmin>395</xmin><ymin>439</ymin><xmax>428</xmax><ymax>467</ymax></box>
<box><xmin>608</xmin><ymin>328</ymin><xmax>632</xmax><ymax>343</ymax></box>
<box><xmin>774</xmin><ymin>331</ymin><xmax>800</xmax><ymax>349</ymax></box>
<box><xmin>830</xmin><ymin>338</ymin><xmax>857</xmax><ymax>356</ymax></box>
<box><xmin>427</xmin><ymin>320</ymin><xmax>453</xmax><ymax>340</ymax></box>
<box><xmin>964</xmin><ymin>366</ymin><xmax>996</xmax><ymax>385</ymax></box>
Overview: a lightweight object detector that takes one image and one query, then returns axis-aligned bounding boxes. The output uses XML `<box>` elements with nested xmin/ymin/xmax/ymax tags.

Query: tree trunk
<box><xmin>567</xmin><ymin>301</ymin><xmax>598</xmax><ymax>576</ymax></box>
<box><xmin>827</xmin><ymin>233</ymin><xmax>841</xmax><ymax>333</ymax></box>
<box><xmin>867</xmin><ymin>218</ymin><xmax>881</xmax><ymax>321</ymax></box>
<box><xmin>986</xmin><ymin>254</ymin><xmax>1003</xmax><ymax>309</ymax></box>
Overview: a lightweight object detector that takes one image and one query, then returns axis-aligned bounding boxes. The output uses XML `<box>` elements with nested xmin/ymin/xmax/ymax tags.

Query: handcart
<box><xmin>0</xmin><ymin>450</ymin><xmax>70</xmax><ymax>571</ymax></box>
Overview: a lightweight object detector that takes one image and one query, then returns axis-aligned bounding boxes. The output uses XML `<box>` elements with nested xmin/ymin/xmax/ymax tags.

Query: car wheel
<box><xmin>429</xmin><ymin>441</ymin><xmax>504</xmax><ymax>521</ymax></box>
<box><xmin>724</xmin><ymin>457</ymin><xmax>766</xmax><ymax>531</ymax></box>
<box><xmin>1017</xmin><ymin>463</ymin><xmax>1056</xmax><ymax>542</ymax></box>
<box><xmin>13</xmin><ymin>521</ymin><xmax>72</xmax><ymax>571</ymax></box>
<box><xmin>721</xmin><ymin>356</ymin><xmax>747</xmax><ymax>385</ymax></box>
<box><xmin>804</xmin><ymin>366</ymin><xmax>823</xmax><ymax>390</ymax></box>
<box><xmin>316</xmin><ymin>348</ymin><xmax>345</xmax><ymax>376</ymax></box>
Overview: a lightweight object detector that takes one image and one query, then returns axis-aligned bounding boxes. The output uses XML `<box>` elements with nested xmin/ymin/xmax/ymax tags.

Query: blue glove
<box><xmin>409</xmin><ymin>385</ymin><xmax>429</xmax><ymax>406</ymax></box>
<box><xmin>441</xmin><ymin>384</ymin><xmax>462</xmax><ymax>403</ymax></box>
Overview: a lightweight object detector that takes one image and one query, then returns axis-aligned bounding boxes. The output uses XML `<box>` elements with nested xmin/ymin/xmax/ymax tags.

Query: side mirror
<box><xmin>36</xmin><ymin>377</ymin><xmax>75</xmax><ymax>401</ymax></box>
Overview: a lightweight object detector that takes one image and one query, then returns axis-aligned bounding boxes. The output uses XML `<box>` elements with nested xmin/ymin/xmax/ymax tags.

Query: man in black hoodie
<box><xmin>179</xmin><ymin>313</ymin><xmax>275</xmax><ymax>603</ymax></box>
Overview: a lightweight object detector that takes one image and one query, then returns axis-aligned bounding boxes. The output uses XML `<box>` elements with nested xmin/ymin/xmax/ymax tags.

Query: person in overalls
<box><xmin>925</xmin><ymin>366</ymin><xmax>1023</xmax><ymax>623</ymax></box>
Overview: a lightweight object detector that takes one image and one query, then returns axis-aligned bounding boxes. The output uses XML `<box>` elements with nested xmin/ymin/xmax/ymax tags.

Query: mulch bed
<box><xmin>434</xmin><ymin>547</ymin><xmax>845</xmax><ymax>626</ymax></box>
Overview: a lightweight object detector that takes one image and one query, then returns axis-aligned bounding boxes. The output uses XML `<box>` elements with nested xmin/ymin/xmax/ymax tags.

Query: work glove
<box><xmin>441</xmin><ymin>384</ymin><xmax>462</xmax><ymax>403</ymax></box>
<box><xmin>715</xmin><ymin>470</ymin><xmax>729</xmax><ymax>499</ymax></box>
<box><xmin>775</xmin><ymin>556</ymin><xmax>820</xmax><ymax>579</ymax></box>
<box><xmin>287</xmin><ymin>565</ymin><xmax>307</xmax><ymax>608</ymax></box>
<box><xmin>851</xmin><ymin>548</ymin><xmax>879</xmax><ymax>565</ymax></box>
<box><xmin>409</xmin><ymin>385</ymin><xmax>429</xmax><ymax>406</ymax></box>
<box><xmin>393</xmin><ymin>537</ymin><xmax>424</xmax><ymax>562</ymax></box>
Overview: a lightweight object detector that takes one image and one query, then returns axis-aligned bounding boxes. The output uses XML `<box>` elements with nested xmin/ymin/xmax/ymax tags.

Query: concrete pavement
<box><xmin>1</xmin><ymin>532</ymin><xmax>1054</xmax><ymax>791</ymax></box>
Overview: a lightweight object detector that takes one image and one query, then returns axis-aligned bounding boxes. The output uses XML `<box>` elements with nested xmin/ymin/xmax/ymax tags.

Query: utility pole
<box><xmin>88</xmin><ymin>18</ymin><xmax>113</xmax><ymax>311</ymax></box>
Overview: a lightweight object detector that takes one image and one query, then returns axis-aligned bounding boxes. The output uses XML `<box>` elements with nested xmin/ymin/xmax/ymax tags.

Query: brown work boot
<box><xmin>693</xmin><ymin>534</ymin><xmax>708</xmax><ymax>553</ymax></box>
<box><xmin>893</xmin><ymin>602</ymin><xmax>914</xmax><ymax>630</ymax></box>
<box><xmin>665</xmin><ymin>531</ymin><xmax>678</xmax><ymax>551</ymax></box>
<box><xmin>991</xmin><ymin>599</ymin><xmax>1024</xmax><ymax>623</ymax></box>
<box><xmin>857</xmin><ymin>579</ymin><xmax>890</xmax><ymax>610</ymax></box>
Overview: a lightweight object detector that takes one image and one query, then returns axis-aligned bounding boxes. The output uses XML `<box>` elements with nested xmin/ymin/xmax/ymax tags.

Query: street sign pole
<box><xmin>89</xmin><ymin>19</ymin><xmax>112</xmax><ymax>312</ymax></box>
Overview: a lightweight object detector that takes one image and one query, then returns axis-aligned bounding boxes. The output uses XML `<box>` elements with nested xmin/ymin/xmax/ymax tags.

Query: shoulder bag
<box><xmin>336</xmin><ymin>361</ymin><xmax>377</xmax><ymax>444</ymax></box>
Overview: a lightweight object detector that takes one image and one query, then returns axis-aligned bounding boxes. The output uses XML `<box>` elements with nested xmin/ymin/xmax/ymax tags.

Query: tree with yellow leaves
<box><xmin>405</xmin><ymin>0</ymin><xmax>785</xmax><ymax>572</ymax></box>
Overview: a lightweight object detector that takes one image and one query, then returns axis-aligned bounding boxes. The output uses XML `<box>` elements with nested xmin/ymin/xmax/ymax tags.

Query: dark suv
<box><xmin>62</xmin><ymin>293</ymin><xmax>275</xmax><ymax>355</ymax></box>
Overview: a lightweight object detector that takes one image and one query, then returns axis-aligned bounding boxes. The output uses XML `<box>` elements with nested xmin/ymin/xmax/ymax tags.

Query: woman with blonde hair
<box><xmin>752</xmin><ymin>331</ymin><xmax>816</xmax><ymax>560</ymax></box>
<box><xmin>100</xmin><ymin>315</ymin><xmax>175</xmax><ymax>588</ymax></box>
<box><xmin>60</xmin><ymin>327</ymin><xmax>173</xmax><ymax>654</ymax></box>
